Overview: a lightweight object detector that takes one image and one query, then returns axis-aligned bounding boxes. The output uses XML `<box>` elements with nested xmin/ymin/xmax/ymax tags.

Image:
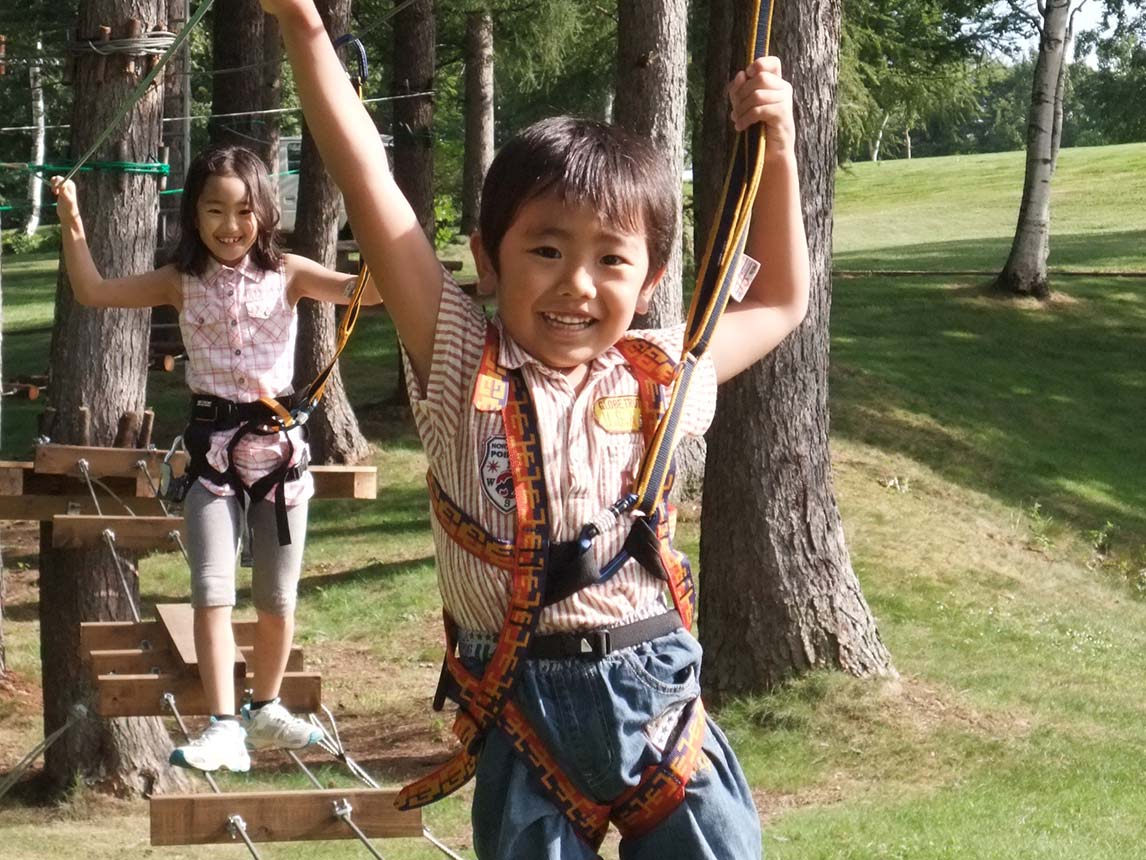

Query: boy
<box><xmin>263</xmin><ymin>1</ymin><xmax>809</xmax><ymax>856</ymax></box>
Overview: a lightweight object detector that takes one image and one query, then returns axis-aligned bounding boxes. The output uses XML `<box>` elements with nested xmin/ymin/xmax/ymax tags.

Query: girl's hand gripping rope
<box><xmin>50</xmin><ymin>176</ymin><xmax>81</xmax><ymax>227</ymax></box>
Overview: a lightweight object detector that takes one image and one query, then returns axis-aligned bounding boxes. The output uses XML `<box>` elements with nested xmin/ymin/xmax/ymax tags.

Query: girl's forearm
<box><xmin>59</xmin><ymin>215</ymin><xmax>104</xmax><ymax>305</ymax></box>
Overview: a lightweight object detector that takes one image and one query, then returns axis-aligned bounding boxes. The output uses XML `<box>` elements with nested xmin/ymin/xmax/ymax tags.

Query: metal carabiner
<box><xmin>158</xmin><ymin>435</ymin><xmax>192</xmax><ymax>503</ymax></box>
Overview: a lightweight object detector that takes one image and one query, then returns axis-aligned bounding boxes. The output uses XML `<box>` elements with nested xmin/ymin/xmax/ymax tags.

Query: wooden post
<box><xmin>139</xmin><ymin>409</ymin><xmax>155</xmax><ymax>449</ymax></box>
<box><xmin>124</xmin><ymin>19</ymin><xmax>142</xmax><ymax>77</ymax></box>
<box><xmin>94</xmin><ymin>26</ymin><xmax>111</xmax><ymax>83</ymax></box>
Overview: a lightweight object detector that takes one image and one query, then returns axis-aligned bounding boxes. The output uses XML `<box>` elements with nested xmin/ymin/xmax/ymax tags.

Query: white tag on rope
<box><xmin>730</xmin><ymin>254</ymin><xmax>761</xmax><ymax>303</ymax></box>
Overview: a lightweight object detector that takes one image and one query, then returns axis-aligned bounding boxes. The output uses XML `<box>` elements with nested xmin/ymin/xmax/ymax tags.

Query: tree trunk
<box><xmin>210</xmin><ymin>0</ymin><xmax>265</xmax><ymax>154</ymax></box>
<box><xmin>390</xmin><ymin>0</ymin><xmax>435</xmax><ymax>406</ymax></box>
<box><xmin>871</xmin><ymin>112</ymin><xmax>888</xmax><ymax>162</ymax></box>
<box><xmin>160</xmin><ymin>0</ymin><xmax>190</xmax><ymax>250</ymax></box>
<box><xmin>24</xmin><ymin>46</ymin><xmax>46</xmax><ymax>236</ymax></box>
<box><xmin>291</xmin><ymin>0</ymin><xmax>370</xmax><ymax>465</ymax></box>
<box><xmin>615</xmin><ymin>0</ymin><xmax>686</xmax><ymax>325</ymax></box>
<box><xmin>391</xmin><ymin>0</ymin><xmax>435</xmax><ymax>240</ymax></box>
<box><xmin>461</xmin><ymin>10</ymin><xmax>494</xmax><ymax>237</ymax></box>
<box><xmin>39</xmin><ymin>0</ymin><xmax>192</xmax><ymax>799</ymax></box>
<box><xmin>904</xmin><ymin>125</ymin><xmax>912</xmax><ymax>159</ymax></box>
<box><xmin>258</xmin><ymin>12</ymin><xmax>283</xmax><ymax>183</ymax></box>
<box><xmin>699</xmin><ymin>0</ymin><xmax>895</xmax><ymax>703</ymax></box>
<box><xmin>994</xmin><ymin>0</ymin><xmax>1071</xmax><ymax>300</ymax></box>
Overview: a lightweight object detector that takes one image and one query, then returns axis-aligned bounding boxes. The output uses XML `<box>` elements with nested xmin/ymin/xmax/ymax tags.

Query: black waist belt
<box><xmin>189</xmin><ymin>393</ymin><xmax>295</xmax><ymax>430</ymax></box>
<box><xmin>528</xmin><ymin>610</ymin><xmax>683</xmax><ymax>660</ymax></box>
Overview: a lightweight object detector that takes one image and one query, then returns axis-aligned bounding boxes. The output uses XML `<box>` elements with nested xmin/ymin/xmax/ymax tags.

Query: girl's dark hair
<box><xmin>478</xmin><ymin>116</ymin><xmax>677</xmax><ymax>278</ymax></box>
<box><xmin>172</xmin><ymin>143</ymin><xmax>282</xmax><ymax>275</ymax></box>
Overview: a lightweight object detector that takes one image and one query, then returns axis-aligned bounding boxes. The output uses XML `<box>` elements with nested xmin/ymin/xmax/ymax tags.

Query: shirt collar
<box><xmin>203</xmin><ymin>254</ymin><xmax>262</xmax><ymax>285</ymax></box>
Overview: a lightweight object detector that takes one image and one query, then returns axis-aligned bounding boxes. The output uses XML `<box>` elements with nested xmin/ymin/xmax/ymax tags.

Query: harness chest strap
<box><xmin>396</xmin><ymin>325</ymin><xmax>705</xmax><ymax>850</ymax></box>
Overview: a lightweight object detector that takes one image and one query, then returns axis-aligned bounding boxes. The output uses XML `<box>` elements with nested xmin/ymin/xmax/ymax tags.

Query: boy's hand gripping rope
<box><xmin>629</xmin><ymin>0</ymin><xmax>776</xmax><ymax>518</ymax></box>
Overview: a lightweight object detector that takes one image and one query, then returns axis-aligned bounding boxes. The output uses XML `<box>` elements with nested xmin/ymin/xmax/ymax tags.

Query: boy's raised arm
<box><xmin>709</xmin><ymin>56</ymin><xmax>810</xmax><ymax>384</ymax></box>
<box><xmin>262</xmin><ymin>0</ymin><xmax>442</xmax><ymax>386</ymax></box>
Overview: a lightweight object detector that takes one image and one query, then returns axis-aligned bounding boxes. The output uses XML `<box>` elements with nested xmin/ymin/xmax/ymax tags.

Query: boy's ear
<box><xmin>635</xmin><ymin>266</ymin><xmax>667</xmax><ymax>315</ymax></box>
<box><xmin>469</xmin><ymin>232</ymin><xmax>497</xmax><ymax>296</ymax></box>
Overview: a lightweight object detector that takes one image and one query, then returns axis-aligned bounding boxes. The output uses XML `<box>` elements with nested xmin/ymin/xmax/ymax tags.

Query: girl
<box><xmin>52</xmin><ymin>143</ymin><xmax>381</xmax><ymax>773</ymax></box>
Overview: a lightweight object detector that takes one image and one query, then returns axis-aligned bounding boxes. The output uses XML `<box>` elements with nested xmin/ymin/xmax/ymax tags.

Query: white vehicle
<box><xmin>275</xmin><ymin>136</ymin><xmax>350</xmax><ymax>234</ymax></box>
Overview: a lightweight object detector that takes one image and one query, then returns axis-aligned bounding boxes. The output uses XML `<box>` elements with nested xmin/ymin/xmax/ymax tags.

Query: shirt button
<box><xmin>237</xmin><ymin>376</ymin><xmax>246</xmax><ymax>384</ymax></box>
<box><xmin>198</xmin><ymin>317</ymin><xmax>205</xmax><ymax>324</ymax></box>
<box><xmin>234</xmin><ymin>349</ymin><xmax>242</xmax><ymax>356</ymax></box>
<box><xmin>231</xmin><ymin>320</ymin><xmax>238</xmax><ymax>327</ymax></box>
<box><xmin>227</xmin><ymin>289</ymin><xmax>234</xmax><ymax>296</ymax></box>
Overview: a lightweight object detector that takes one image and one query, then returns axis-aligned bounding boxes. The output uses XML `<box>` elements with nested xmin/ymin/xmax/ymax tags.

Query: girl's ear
<box><xmin>635</xmin><ymin>266</ymin><xmax>666</xmax><ymax>315</ymax></box>
<box><xmin>470</xmin><ymin>232</ymin><xmax>498</xmax><ymax>296</ymax></box>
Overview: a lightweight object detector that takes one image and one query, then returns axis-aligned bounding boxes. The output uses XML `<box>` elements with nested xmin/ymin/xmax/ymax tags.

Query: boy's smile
<box><xmin>196</xmin><ymin>173</ymin><xmax>260</xmax><ymax>265</ymax></box>
<box><xmin>475</xmin><ymin>194</ymin><xmax>662</xmax><ymax>388</ymax></box>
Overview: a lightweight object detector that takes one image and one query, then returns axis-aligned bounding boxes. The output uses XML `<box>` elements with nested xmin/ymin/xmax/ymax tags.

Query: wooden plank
<box><xmin>95</xmin><ymin>672</ymin><xmax>321</xmax><ymax>717</ymax></box>
<box><xmin>155</xmin><ymin>603</ymin><xmax>245</xmax><ymax>675</ymax></box>
<box><xmin>34</xmin><ymin>444</ymin><xmax>173</xmax><ymax>479</ymax></box>
<box><xmin>0</xmin><ymin>461</ymin><xmax>25</xmax><ymax>495</ymax></box>
<box><xmin>150</xmin><ymin>789</ymin><xmax>422</xmax><ymax>845</ymax></box>
<box><xmin>0</xmin><ymin>495</ymin><xmax>168</xmax><ymax>521</ymax></box>
<box><xmin>88</xmin><ymin>645</ymin><xmax>303</xmax><ymax>677</ymax></box>
<box><xmin>310</xmin><ymin>465</ymin><xmax>377</xmax><ymax>500</ymax></box>
<box><xmin>51</xmin><ymin>515</ymin><xmax>185</xmax><ymax>549</ymax></box>
<box><xmin>81</xmin><ymin>619</ymin><xmax>266</xmax><ymax>654</ymax></box>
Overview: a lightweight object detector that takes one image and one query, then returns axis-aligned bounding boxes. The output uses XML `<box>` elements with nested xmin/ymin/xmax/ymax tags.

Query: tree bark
<box><xmin>291</xmin><ymin>0</ymin><xmax>370</xmax><ymax>465</ymax></box>
<box><xmin>390</xmin><ymin>0</ymin><xmax>436</xmax><ymax>406</ymax></box>
<box><xmin>24</xmin><ymin>45</ymin><xmax>46</xmax><ymax>236</ymax></box>
<box><xmin>461</xmin><ymin>10</ymin><xmax>494</xmax><ymax>237</ymax></box>
<box><xmin>210</xmin><ymin>0</ymin><xmax>266</xmax><ymax>156</ymax></box>
<box><xmin>160</xmin><ymin>0</ymin><xmax>190</xmax><ymax>249</ymax></box>
<box><xmin>39</xmin><ymin>0</ymin><xmax>192</xmax><ymax>799</ymax></box>
<box><xmin>699</xmin><ymin>0</ymin><xmax>895</xmax><ymax>703</ymax></box>
<box><xmin>615</xmin><ymin>0</ymin><xmax>687</xmax><ymax>325</ymax></box>
<box><xmin>391</xmin><ymin>0</ymin><xmax>436</xmax><ymax>240</ymax></box>
<box><xmin>259</xmin><ymin>12</ymin><xmax>283</xmax><ymax>183</ymax></box>
<box><xmin>994</xmin><ymin>0</ymin><xmax>1071</xmax><ymax>300</ymax></box>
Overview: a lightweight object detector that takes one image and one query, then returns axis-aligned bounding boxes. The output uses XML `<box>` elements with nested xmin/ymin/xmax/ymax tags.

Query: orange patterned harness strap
<box><xmin>397</xmin><ymin>325</ymin><xmax>706</xmax><ymax>852</ymax></box>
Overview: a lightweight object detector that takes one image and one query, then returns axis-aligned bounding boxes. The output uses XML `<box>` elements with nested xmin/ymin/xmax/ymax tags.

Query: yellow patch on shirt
<box><xmin>593</xmin><ymin>395</ymin><xmax>643</xmax><ymax>433</ymax></box>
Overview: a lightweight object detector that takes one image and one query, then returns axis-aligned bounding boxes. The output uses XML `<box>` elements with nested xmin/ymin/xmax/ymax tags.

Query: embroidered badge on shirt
<box><xmin>593</xmin><ymin>395</ymin><xmax>643</xmax><ymax>433</ymax></box>
<box><xmin>479</xmin><ymin>435</ymin><xmax>516</xmax><ymax>513</ymax></box>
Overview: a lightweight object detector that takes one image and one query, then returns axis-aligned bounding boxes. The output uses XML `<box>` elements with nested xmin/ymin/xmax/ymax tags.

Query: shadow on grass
<box><xmin>831</xmin><ymin>269</ymin><xmax>1146</xmax><ymax>541</ymax></box>
<box><xmin>835</xmin><ymin>229</ymin><xmax>1146</xmax><ymax>273</ymax></box>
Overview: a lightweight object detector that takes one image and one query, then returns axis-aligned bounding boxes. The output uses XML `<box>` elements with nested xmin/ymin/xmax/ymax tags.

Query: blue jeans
<box><xmin>458</xmin><ymin>628</ymin><xmax>762</xmax><ymax>859</ymax></box>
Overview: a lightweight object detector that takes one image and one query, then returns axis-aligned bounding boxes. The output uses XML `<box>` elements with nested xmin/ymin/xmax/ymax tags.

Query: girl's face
<box><xmin>195</xmin><ymin>173</ymin><xmax>259</xmax><ymax>265</ymax></box>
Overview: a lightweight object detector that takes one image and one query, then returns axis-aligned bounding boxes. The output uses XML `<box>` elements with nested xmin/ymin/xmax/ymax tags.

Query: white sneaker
<box><xmin>169</xmin><ymin>718</ymin><xmax>251</xmax><ymax>772</ymax></box>
<box><xmin>242</xmin><ymin>698</ymin><xmax>322</xmax><ymax>751</ymax></box>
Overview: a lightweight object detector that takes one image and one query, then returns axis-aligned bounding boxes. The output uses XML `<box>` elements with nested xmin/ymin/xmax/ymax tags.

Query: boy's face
<box><xmin>473</xmin><ymin>193</ymin><xmax>662</xmax><ymax>383</ymax></box>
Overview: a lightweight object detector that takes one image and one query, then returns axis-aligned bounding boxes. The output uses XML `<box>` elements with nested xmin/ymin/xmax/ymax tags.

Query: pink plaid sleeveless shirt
<box><xmin>179</xmin><ymin>256</ymin><xmax>313</xmax><ymax>504</ymax></box>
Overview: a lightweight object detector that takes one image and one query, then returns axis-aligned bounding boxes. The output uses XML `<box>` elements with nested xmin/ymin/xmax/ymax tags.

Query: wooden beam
<box><xmin>0</xmin><ymin>461</ymin><xmax>25</xmax><ymax>495</ymax></box>
<box><xmin>51</xmin><ymin>515</ymin><xmax>185</xmax><ymax>550</ymax></box>
<box><xmin>150</xmin><ymin>789</ymin><xmax>422</xmax><ymax>845</ymax></box>
<box><xmin>0</xmin><ymin>495</ymin><xmax>168</xmax><ymax>521</ymax></box>
<box><xmin>81</xmin><ymin>619</ymin><xmax>268</xmax><ymax>654</ymax></box>
<box><xmin>34</xmin><ymin>444</ymin><xmax>173</xmax><ymax>479</ymax></box>
<box><xmin>156</xmin><ymin>603</ymin><xmax>245</xmax><ymax>674</ymax></box>
<box><xmin>95</xmin><ymin>671</ymin><xmax>321</xmax><ymax>717</ymax></box>
<box><xmin>310</xmin><ymin>465</ymin><xmax>377</xmax><ymax>500</ymax></box>
<box><xmin>88</xmin><ymin>645</ymin><xmax>303</xmax><ymax>677</ymax></box>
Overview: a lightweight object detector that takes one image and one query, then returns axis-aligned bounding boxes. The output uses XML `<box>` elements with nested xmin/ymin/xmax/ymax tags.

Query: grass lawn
<box><xmin>2</xmin><ymin>142</ymin><xmax>1146</xmax><ymax>858</ymax></box>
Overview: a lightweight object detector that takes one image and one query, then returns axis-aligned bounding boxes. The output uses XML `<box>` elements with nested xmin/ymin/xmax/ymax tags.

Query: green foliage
<box><xmin>433</xmin><ymin>194</ymin><xmax>460</xmax><ymax>249</ymax></box>
<box><xmin>1</xmin><ymin>224</ymin><xmax>60</xmax><ymax>256</ymax></box>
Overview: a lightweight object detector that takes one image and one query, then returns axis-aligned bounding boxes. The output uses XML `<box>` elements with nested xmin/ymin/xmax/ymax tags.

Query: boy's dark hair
<box><xmin>173</xmin><ymin>143</ymin><xmax>282</xmax><ymax>275</ymax></box>
<box><xmin>478</xmin><ymin>116</ymin><xmax>677</xmax><ymax>278</ymax></box>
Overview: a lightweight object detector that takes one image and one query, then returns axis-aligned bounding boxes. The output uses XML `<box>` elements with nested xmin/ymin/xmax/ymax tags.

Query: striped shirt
<box><xmin>179</xmin><ymin>256</ymin><xmax>313</xmax><ymax>504</ymax></box>
<box><xmin>405</xmin><ymin>276</ymin><xmax>717</xmax><ymax>634</ymax></box>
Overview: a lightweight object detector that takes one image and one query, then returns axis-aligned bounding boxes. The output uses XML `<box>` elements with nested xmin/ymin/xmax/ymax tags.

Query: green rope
<box><xmin>0</xmin><ymin>160</ymin><xmax>170</xmax><ymax>176</ymax></box>
<box><xmin>62</xmin><ymin>0</ymin><xmax>216</xmax><ymax>184</ymax></box>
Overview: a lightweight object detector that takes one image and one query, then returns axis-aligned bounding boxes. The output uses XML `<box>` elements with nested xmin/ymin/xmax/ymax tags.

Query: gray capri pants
<box><xmin>185</xmin><ymin>481</ymin><xmax>308</xmax><ymax>615</ymax></box>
